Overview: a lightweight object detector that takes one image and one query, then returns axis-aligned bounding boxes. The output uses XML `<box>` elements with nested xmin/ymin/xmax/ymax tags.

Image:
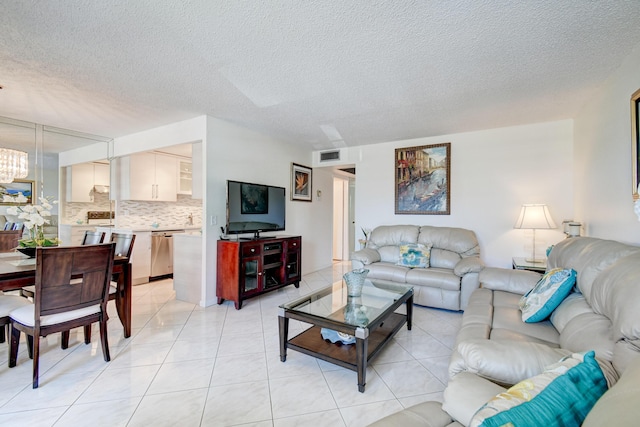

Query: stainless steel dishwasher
<box><xmin>150</xmin><ymin>230</ymin><xmax>184</xmax><ymax>279</ymax></box>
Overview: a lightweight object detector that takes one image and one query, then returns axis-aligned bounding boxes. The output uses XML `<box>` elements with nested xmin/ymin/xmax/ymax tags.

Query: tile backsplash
<box><xmin>63</xmin><ymin>192</ymin><xmax>202</xmax><ymax>229</ymax></box>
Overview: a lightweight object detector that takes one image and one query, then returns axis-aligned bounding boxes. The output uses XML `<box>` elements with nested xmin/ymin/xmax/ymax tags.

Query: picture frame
<box><xmin>631</xmin><ymin>88</ymin><xmax>640</xmax><ymax>200</ymax></box>
<box><xmin>0</xmin><ymin>179</ymin><xmax>35</xmax><ymax>205</ymax></box>
<box><xmin>395</xmin><ymin>142</ymin><xmax>451</xmax><ymax>215</ymax></box>
<box><xmin>240</xmin><ymin>183</ymin><xmax>269</xmax><ymax>214</ymax></box>
<box><xmin>291</xmin><ymin>163</ymin><xmax>312</xmax><ymax>202</ymax></box>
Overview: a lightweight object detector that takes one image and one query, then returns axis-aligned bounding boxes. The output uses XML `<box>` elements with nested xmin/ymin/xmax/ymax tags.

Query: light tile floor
<box><xmin>0</xmin><ymin>262</ymin><xmax>461</xmax><ymax>426</ymax></box>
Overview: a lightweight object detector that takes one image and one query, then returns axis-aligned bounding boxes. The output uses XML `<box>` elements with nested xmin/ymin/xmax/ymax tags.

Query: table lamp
<box><xmin>514</xmin><ymin>204</ymin><xmax>556</xmax><ymax>263</ymax></box>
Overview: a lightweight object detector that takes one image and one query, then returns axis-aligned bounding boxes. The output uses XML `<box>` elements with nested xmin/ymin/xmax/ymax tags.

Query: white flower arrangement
<box><xmin>3</xmin><ymin>192</ymin><xmax>60</xmax><ymax>247</ymax></box>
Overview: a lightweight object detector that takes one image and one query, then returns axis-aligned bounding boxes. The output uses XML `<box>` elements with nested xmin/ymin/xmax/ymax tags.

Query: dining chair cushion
<box><xmin>0</xmin><ymin>294</ymin><xmax>32</xmax><ymax>315</ymax></box>
<box><xmin>21</xmin><ymin>285</ymin><xmax>35</xmax><ymax>295</ymax></box>
<box><xmin>10</xmin><ymin>304</ymin><xmax>101</xmax><ymax>327</ymax></box>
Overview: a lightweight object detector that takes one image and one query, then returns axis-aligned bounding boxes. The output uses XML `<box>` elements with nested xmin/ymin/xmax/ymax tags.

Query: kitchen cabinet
<box><xmin>59</xmin><ymin>225</ymin><xmax>97</xmax><ymax>246</ymax></box>
<box><xmin>177</xmin><ymin>160</ymin><xmax>192</xmax><ymax>195</ymax></box>
<box><xmin>66</xmin><ymin>162</ymin><xmax>110</xmax><ymax>202</ymax></box>
<box><xmin>191</xmin><ymin>142</ymin><xmax>202</xmax><ymax>199</ymax></box>
<box><xmin>97</xmin><ymin>227</ymin><xmax>152</xmax><ymax>285</ymax></box>
<box><xmin>121</xmin><ymin>152</ymin><xmax>177</xmax><ymax>201</ymax></box>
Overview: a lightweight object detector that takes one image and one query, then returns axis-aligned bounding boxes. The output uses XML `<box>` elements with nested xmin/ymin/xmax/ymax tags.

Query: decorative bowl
<box><xmin>17</xmin><ymin>247</ymin><xmax>36</xmax><ymax>258</ymax></box>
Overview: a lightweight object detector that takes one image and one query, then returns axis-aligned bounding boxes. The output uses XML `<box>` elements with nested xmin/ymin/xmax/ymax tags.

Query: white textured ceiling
<box><xmin>1</xmin><ymin>1</ymin><xmax>640</xmax><ymax>151</ymax></box>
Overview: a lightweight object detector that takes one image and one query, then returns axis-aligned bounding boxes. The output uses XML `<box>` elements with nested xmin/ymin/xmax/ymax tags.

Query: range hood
<box><xmin>93</xmin><ymin>185</ymin><xmax>109</xmax><ymax>194</ymax></box>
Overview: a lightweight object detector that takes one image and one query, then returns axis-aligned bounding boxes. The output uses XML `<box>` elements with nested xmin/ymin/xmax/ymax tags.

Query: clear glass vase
<box><xmin>343</xmin><ymin>268</ymin><xmax>369</xmax><ymax>297</ymax></box>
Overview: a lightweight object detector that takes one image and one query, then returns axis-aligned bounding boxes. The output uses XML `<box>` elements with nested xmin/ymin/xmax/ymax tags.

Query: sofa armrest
<box><xmin>442</xmin><ymin>372</ymin><xmax>506</xmax><ymax>427</ymax></box>
<box><xmin>479</xmin><ymin>267</ymin><xmax>541</xmax><ymax>295</ymax></box>
<box><xmin>369</xmin><ymin>401</ymin><xmax>457</xmax><ymax>427</ymax></box>
<box><xmin>454</xmin><ymin>257</ymin><xmax>484</xmax><ymax>276</ymax></box>
<box><xmin>449</xmin><ymin>339</ymin><xmax>571</xmax><ymax>385</ymax></box>
<box><xmin>350</xmin><ymin>248</ymin><xmax>381</xmax><ymax>267</ymax></box>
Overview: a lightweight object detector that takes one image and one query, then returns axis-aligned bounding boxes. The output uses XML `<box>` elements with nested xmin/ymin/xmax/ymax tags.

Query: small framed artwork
<box><xmin>291</xmin><ymin>163</ymin><xmax>312</xmax><ymax>202</ymax></box>
<box><xmin>395</xmin><ymin>142</ymin><xmax>451</xmax><ymax>215</ymax></box>
<box><xmin>631</xmin><ymin>88</ymin><xmax>640</xmax><ymax>200</ymax></box>
<box><xmin>0</xmin><ymin>179</ymin><xmax>35</xmax><ymax>205</ymax></box>
<box><xmin>240</xmin><ymin>183</ymin><xmax>268</xmax><ymax>214</ymax></box>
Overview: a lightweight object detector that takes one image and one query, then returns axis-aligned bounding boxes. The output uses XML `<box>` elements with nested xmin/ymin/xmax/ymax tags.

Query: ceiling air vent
<box><xmin>320</xmin><ymin>150</ymin><xmax>341</xmax><ymax>162</ymax></box>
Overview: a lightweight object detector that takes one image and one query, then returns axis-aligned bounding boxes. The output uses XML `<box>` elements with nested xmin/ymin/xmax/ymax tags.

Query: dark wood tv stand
<box><xmin>216</xmin><ymin>235</ymin><xmax>301</xmax><ymax>309</ymax></box>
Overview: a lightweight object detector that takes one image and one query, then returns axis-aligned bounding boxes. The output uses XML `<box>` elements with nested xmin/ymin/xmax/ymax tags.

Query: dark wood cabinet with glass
<box><xmin>216</xmin><ymin>236</ymin><xmax>301</xmax><ymax>309</ymax></box>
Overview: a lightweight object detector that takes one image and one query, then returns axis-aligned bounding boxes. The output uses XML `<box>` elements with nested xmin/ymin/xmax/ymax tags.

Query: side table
<box><xmin>512</xmin><ymin>257</ymin><xmax>546</xmax><ymax>273</ymax></box>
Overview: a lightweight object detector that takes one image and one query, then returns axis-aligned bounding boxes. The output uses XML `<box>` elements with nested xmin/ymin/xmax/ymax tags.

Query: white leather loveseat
<box><xmin>351</xmin><ymin>225</ymin><xmax>483</xmax><ymax>311</ymax></box>
<box><xmin>370</xmin><ymin>236</ymin><xmax>640</xmax><ymax>426</ymax></box>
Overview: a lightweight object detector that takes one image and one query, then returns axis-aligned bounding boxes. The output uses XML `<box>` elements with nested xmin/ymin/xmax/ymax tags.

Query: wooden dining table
<box><xmin>0</xmin><ymin>251</ymin><xmax>133</xmax><ymax>338</ymax></box>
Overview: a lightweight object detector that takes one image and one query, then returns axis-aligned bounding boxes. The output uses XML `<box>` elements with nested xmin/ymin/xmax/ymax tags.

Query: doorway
<box><xmin>332</xmin><ymin>175</ymin><xmax>355</xmax><ymax>260</ymax></box>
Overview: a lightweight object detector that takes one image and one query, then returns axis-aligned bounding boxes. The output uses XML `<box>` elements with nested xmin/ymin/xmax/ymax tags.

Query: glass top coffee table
<box><xmin>278</xmin><ymin>279</ymin><xmax>413</xmax><ymax>392</ymax></box>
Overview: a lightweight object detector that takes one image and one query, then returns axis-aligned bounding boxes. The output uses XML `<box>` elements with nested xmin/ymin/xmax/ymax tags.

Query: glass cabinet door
<box><xmin>241</xmin><ymin>256</ymin><xmax>262</xmax><ymax>294</ymax></box>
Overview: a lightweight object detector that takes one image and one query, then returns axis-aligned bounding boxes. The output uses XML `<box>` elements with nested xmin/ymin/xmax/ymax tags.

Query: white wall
<box><xmin>110</xmin><ymin>115</ymin><xmax>334</xmax><ymax>307</ymax></box>
<box><xmin>354</xmin><ymin>120</ymin><xmax>574</xmax><ymax>268</ymax></box>
<box><xmin>204</xmin><ymin>116</ymin><xmax>333</xmax><ymax>306</ymax></box>
<box><xmin>573</xmin><ymin>42</ymin><xmax>640</xmax><ymax>244</ymax></box>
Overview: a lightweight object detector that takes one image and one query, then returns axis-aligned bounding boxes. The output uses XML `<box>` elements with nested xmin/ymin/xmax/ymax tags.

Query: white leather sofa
<box><xmin>350</xmin><ymin>225</ymin><xmax>483</xmax><ymax>311</ymax></box>
<box><xmin>370</xmin><ymin>236</ymin><xmax>640</xmax><ymax>426</ymax></box>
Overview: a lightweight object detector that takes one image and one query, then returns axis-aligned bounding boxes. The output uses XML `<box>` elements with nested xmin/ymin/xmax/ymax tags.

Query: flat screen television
<box><xmin>225</xmin><ymin>180</ymin><xmax>286</xmax><ymax>239</ymax></box>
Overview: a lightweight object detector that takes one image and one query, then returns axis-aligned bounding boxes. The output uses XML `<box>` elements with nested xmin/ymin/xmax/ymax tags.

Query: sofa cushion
<box><xmin>442</xmin><ymin>372</ymin><xmax>507</xmax><ymax>427</ymax></box>
<box><xmin>519</xmin><ymin>268</ymin><xmax>576</xmax><ymax>323</ymax></box>
<box><xmin>479</xmin><ymin>267</ymin><xmax>541</xmax><ymax>295</ymax></box>
<box><xmin>366</xmin><ymin>262</ymin><xmax>409</xmax><ymax>283</ymax></box>
<box><xmin>406</xmin><ymin>267</ymin><xmax>460</xmax><ymax>291</ymax></box>
<box><xmin>369</xmin><ymin>225</ymin><xmax>419</xmax><ymax>248</ymax></box>
<box><xmin>559</xmin><ymin>312</ymin><xmax>614</xmax><ymax>361</ymax></box>
<box><xmin>349</xmin><ymin>247</ymin><xmax>380</xmax><ymax>265</ymax></box>
<box><xmin>547</xmin><ymin>237</ymin><xmax>640</xmax><ymax>305</ymax></box>
<box><xmin>430</xmin><ymin>248</ymin><xmax>462</xmax><ymax>269</ymax></box>
<box><xmin>469</xmin><ymin>351</ymin><xmax>608</xmax><ymax>427</ymax></box>
<box><xmin>397</xmin><ymin>243</ymin><xmax>432</xmax><ymax>267</ymax></box>
<box><xmin>549</xmin><ymin>292</ymin><xmax>592</xmax><ymax>333</ymax></box>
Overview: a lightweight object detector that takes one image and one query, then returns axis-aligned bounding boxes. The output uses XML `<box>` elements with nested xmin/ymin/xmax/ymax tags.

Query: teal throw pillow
<box><xmin>470</xmin><ymin>351</ymin><xmax>608</xmax><ymax>427</ymax></box>
<box><xmin>397</xmin><ymin>243</ymin><xmax>432</xmax><ymax>268</ymax></box>
<box><xmin>519</xmin><ymin>268</ymin><xmax>577</xmax><ymax>323</ymax></box>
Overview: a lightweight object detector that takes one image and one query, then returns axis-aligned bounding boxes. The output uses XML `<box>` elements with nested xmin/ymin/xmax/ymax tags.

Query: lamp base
<box><xmin>524</xmin><ymin>257</ymin><xmax>546</xmax><ymax>264</ymax></box>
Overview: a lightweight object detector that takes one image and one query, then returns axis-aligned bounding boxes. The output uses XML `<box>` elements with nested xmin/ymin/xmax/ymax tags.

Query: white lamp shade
<box><xmin>514</xmin><ymin>204</ymin><xmax>556</xmax><ymax>229</ymax></box>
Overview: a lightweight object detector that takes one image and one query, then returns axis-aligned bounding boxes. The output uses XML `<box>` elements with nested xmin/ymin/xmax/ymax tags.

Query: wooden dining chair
<box><xmin>21</xmin><ymin>231</ymin><xmax>106</xmax><ymax>299</ymax></box>
<box><xmin>0</xmin><ymin>295</ymin><xmax>31</xmax><ymax>343</ymax></box>
<box><xmin>83</xmin><ymin>233</ymin><xmax>136</xmax><ymax>344</ymax></box>
<box><xmin>8</xmin><ymin>243</ymin><xmax>116</xmax><ymax>388</ymax></box>
<box><xmin>0</xmin><ymin>230</ymin><xmax>23</xmax><ymax>252</ymax></box>
<box><xmin>82</xmin><ymin>230</ymin><xmax>105</xmax><ymax>245</ymax></box>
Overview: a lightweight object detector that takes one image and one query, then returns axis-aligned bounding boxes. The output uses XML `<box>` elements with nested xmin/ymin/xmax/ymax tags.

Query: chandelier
<box><xmin>0</xmin><ymin>148</ymin><xmax>29</xmax><ymax>184</ymax></box>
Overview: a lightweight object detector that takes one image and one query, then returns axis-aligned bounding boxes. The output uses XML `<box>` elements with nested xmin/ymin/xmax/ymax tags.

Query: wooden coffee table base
<box><xmin>279</xmin><ymin>308</ymin><xmax>411</xmax><ymax>392</ymax></box>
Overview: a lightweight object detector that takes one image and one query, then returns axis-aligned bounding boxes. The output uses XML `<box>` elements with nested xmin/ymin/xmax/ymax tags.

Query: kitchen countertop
<box><xmin>95</xmin><ymin>225</ymin><xmax>202</xmax><ymax>232</ymax></box>
<box><xmin>174</xmin><ymin>231</ymin><xmax>202</xmax><ymax>237</ymax></box>
<box><xmin>60</xmin><ymin>223</ymin><xmax>114</xmax><ymax>227</ymax></box>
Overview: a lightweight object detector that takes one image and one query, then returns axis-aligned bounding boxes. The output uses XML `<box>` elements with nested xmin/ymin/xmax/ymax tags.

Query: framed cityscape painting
<box><xmin>395</xmin><ymin>143</ymin><xmax>451</xmax><ymax>215</ymax></box>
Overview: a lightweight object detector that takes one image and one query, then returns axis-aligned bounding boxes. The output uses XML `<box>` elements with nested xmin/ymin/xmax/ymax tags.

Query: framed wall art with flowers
<box><xmin>0</xmin><ymin>179</ymin><xmax>34</xmax><ymax>205</ymax></box>
<box><xmin>291</xmin><ymin>163</ymin><xmax>312</xmax><ymax>202</ymax></box>
<box><xmin>632</xmin><ymin>88</ymin><xmax>640</xmax><ymax>201</ymax></box>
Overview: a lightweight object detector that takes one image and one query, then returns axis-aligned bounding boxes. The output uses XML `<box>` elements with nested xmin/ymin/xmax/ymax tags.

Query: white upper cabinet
<box><xmin>66</xmin><ymin>162</ymin><xmax>110</xmax><ymax>202</ymax></box>
<box><xmin>177</xmin><ymin>160</ymin><xmax>192</xmax><ymax>195</ymax></box>
<box><xmin>120</xmin><ymin>152</ymin><xmax>178</xmax><ymax>201</ymax></box>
